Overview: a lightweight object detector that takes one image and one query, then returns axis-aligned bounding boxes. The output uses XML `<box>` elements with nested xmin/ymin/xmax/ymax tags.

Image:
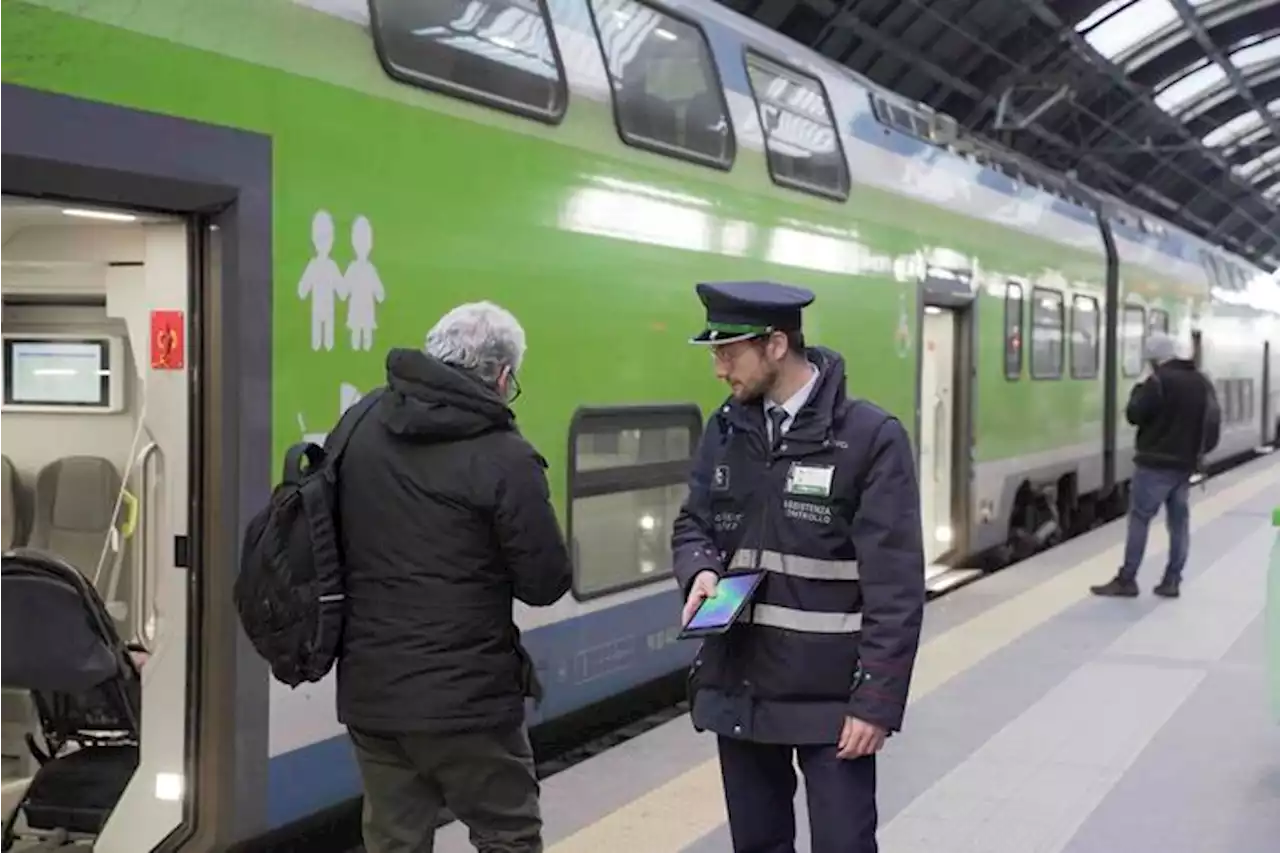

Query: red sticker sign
<box><xmin>150</xmin><ymin>310</ymin><xmax>185</xmax><ymax>370</ymax></box>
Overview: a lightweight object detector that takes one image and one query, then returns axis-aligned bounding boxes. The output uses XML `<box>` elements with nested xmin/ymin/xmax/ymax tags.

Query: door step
<box><xmin>925</xmin><ymin>565</ymin><xmax>984</xmax><ymax>598</ymax></box>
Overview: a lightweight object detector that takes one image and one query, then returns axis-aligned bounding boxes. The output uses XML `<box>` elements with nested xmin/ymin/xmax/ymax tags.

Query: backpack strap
<box><xmin>321</xmin><ymin>388</ymin><xmax>387</xmax><ymax>482</ymax></box>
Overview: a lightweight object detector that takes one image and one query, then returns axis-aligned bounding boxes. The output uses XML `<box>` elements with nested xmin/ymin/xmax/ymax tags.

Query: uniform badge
<box><xmin>713</xmin><ymin>465</ymin><xmax>731</xmax><ymax>491</ymax></box>
<box><xmin>785</xmin><ymin>463</ymin><xmax>834</xmax><ymax>498</ymax></box>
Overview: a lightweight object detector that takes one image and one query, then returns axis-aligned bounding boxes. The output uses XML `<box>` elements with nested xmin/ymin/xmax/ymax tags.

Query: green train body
<box><xmin>4</xmin><ymin>0</ymin><xmax>1279</xmax><ymax>844</ymax></box>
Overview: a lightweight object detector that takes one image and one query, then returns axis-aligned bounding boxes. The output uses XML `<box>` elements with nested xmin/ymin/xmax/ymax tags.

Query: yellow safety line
<box><xmin>546</xmin><ymin>458</ymin><xmax>1280</xmax><ymax>853</ymax></box>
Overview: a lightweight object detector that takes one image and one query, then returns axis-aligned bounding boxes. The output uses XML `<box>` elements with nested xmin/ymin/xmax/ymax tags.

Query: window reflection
<box><xmin>1070</xmin><ymin>295</ymin><xmax>1099</xmax><ymax>379</ymax></box>
<box><xmin>370</xmin><ymin>0</ymin><xmax>566</xmax><ymax>120</ymax></box>
<box><xmin>1030</xmin><ymin>288</ymin><xmax>1064</xmax><ymax>379</ymax></box>
<box><xmin>745</xmin><ymin>53</ymin><xmax>849</xmax><ymax>198</ymax></box>
<box><xmin>576</xmin><ymin>426</ymin><xmax>692</xmax><ymax>471</ymax></box>
<box><xmin>570</xmin><ymin>407</ymin><xmax>700</xmax><ymax>598</ymax></box>
<box><xmin>1121</xmin><ymin>305</ymin><xmax>1146</xmax><ymax>377</ymax></box>
<box><xmin>573</xmin><ymin>485</ymin><xmax>685</xmax><ymax>597</ymax></box>
<box><xmin>587</xmin><ymin>0</ymin><xmax>733</xmax><ymax>166</ymax></box>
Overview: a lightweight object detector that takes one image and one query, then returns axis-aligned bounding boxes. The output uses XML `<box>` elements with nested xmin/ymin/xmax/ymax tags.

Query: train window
<box><xmin>1121</xmin><ymin>305</ymin><xmax>1146</xmax><ymax>377</ymax></box>
<box><xmin>1003</xmin><ymin>282</ymin><xmax>1024</xmax><ymax>379</ymax></box>
<box><xmin>744</xmin><ymin>52</ymin><xmax>849</xmax><ymax>200</ymax></box>
<box><xmin>1029</xmin><ymin>288</ymin><xmax>1064</xmax><ymax>380</ymax></box>
<box><xmin>586</xmin><ymin>0</ymin><xmax>734</xmax><ymax>170</ymax></box>
<box><xmin>569</xmin><ymin>405</ymin><xmax>703</xmax><ymax>599</ymax></box>
<box><xmin>1149</xmin><ymin>308</ymin><xmax>1169</xmax><ymax>334</ymax></box>
<box><xmin>1198</xmin><ymin>250</ymin><xmax>1224</xmax><ymax>289</ymax></box>
<box><xmin>1242</xmin><ymin>379</ymin><xmax>1254</xmax><ymax>423</ymax></box>
<box><xmin>367</xmin><ymin>0</ymin><xmax>568</xmax><ymax>124</ymax></box>
<box><xmin>1070</xmin><ymin>295</ymin><xmax>1099</xmax><ymax>379</ymax></box>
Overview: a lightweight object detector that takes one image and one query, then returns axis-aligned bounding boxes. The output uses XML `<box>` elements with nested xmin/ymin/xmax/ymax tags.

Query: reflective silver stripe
<box><xmin>742</xmin><ymin>604</ymin><xmax>863</xmax><ymax>634</ymax></box>
<box><xmin>728</xmin><ymin>548</ymin><xmax>860</xmax><ymax>581</ymax></box>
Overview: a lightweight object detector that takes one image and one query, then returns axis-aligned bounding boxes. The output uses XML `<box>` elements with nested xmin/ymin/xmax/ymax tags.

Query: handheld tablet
<box><xmin>678</xmin><ymin>571</ymin><xmax>766</xmax><ymax>639</ymax></box>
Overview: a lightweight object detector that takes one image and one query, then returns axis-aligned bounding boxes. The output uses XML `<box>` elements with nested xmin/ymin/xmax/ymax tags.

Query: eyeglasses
<box><xmin>507</xmin><ymin>371</ymin><xmax>522</xmax><ymax>403</ymax></box>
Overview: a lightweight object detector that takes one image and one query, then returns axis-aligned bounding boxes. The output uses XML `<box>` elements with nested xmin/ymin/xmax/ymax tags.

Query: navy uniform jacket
<box><xmin>672</xmin><ymin>347</ymin><xmax>926</xmax><ymax>744</ymax></box>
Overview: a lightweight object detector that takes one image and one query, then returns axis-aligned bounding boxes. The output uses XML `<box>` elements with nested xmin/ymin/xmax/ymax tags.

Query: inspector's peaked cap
<box><xmin>690</xmin><ymin>281</ymin><xmax>816</xmax><ymax>345</ymax></box>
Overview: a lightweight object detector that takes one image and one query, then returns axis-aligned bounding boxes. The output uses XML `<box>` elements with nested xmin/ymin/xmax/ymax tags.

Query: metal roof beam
<box><xmin>1167</xmin><ymin>0</ymin><xmax>1280</xmax><ymax>206</ymax></box>
<box><xmin>1019</xmin><ymin>0</ymin><xmax>1279</xmax><ymax>246</ymax></box>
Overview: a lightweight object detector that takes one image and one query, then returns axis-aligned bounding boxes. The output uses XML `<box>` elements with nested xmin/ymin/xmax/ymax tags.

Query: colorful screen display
<box><xmin>685</xmin><ymin>572</ymin><xmax>763</xmax><ymax>632</ymax></box>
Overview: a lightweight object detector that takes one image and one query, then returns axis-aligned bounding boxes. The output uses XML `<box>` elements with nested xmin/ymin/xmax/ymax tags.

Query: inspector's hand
<box><xmin>682</xmin><ymin>570</ymin><xmax>719</xmax><ymax>626</ymax></box>
<box><xmin>836</xmin><ymin>716</ymin><xmax>886</xmax><ymax>759</ymax></box>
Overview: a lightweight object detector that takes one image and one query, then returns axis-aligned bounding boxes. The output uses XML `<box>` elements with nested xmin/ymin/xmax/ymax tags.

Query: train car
<box><xmin>2</xmin><ymin>0</ymin><xmax>1277</xmax><ymax>850</ymax></box>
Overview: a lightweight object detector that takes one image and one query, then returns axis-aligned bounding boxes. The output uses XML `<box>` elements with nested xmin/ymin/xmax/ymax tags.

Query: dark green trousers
<box><xmin>348</xmin><ymin>725</ymin><xmax>542</xmax><ymax>853</ymax></box>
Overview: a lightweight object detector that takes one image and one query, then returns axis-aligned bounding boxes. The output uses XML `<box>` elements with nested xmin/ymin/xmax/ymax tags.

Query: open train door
<box><xmin>914</xmin><ymin>251</ymin><xmax>980</xmax><ymax>595</ymax></box>
<box><xmin>1264</xmin><ymin>341</ymin><xmax>1273</xmax><ymax>448</ymax></box>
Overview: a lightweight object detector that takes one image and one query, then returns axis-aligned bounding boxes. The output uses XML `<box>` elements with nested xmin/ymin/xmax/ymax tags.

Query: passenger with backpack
<box><xmin>236</xmin><ymin>300</ymin><xmax>572</xmax><ymax>853</ymax></box>
<box><xmin>1092</xmin><ymin>331</ymin><xmax>1221</xmax><ymax>600</ymax></box>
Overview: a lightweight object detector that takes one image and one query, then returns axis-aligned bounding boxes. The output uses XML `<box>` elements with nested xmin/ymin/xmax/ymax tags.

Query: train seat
<box><xmin>1</xmin><ymin>456</ymin><xmax>27</xmax><ymax>551</ymax></box>
<box><xmin>28</xmin><ymin>456</ymin><xmax>124</xmax><ymax>586</ymax></box>
<box><xmin>0</xmin><ymin>548</ymin><xmax>141</xmax><ymax>852</ymax></box>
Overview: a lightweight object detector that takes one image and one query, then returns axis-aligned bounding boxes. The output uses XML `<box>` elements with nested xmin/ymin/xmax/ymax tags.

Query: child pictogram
<box><xmin>297</xmin><ymin>210</ymin><xmax>347</xmax><ymax>352</ymax></box>
<box><xmin>343</xmin><ymin>215</ymin><xmax>385</xmax><ymax>352</ymax></box>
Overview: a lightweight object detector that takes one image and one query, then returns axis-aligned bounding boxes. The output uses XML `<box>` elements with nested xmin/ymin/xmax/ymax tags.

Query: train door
<box><xmin>1264</xmin><ymin>341</ymin><xmax>1273</xmax><ymax>447</ymax></box>
<box><xmin>0</xmin><ymin>196</ymin><xmax>194</xmax><ymax>853</ymax></box>
<box><xmin>919</xmin><ymin>306</ymin><xmax>959</xmax><ymax>566</ymax></box>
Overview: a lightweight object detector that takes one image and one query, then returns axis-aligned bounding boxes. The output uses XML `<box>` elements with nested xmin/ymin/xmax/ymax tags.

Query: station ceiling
<box><xmin>719</xmin><ymin>0</ymin><xmax>1280</xmax><ymax>268</ymax></box>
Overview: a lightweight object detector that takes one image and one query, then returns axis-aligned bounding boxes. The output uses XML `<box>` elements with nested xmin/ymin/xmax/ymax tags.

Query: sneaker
<box><xmin>1090</xmin><ymin>576</ymin><xmax>1139</xmax><ymax>597</ymax></box>
<box><xmin>1153</xmin><ymin>579</ymin><xmax>1180</xmax><ymax>598</ymax></box>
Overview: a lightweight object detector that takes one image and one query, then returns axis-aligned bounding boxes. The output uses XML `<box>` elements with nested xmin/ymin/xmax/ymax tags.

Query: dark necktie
<box><xmin>768</xmin><ymin>407</ymin><xmax>789</xmax><ymax>454</ymax></box>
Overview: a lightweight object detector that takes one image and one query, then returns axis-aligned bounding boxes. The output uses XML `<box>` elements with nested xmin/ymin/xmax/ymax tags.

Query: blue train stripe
<box><xmin>266</xmin><ymin>586</ymin><xmax>693</xmax><ymax>828</ymax></box>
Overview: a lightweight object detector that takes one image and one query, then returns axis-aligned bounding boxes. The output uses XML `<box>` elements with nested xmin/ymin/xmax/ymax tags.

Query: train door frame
<box><xmin>1263</xmin><ymin>340</ymin><xmax>1272</xmax><ymax>447</ymax></box>
<box><xmin>912</xmin><ymin>270</ymin><xmax>977</xmax><ymax>567</ymax></box>
<box><xmin>2</xmin><ymin>83</ymin><xmax>274</xmax><ymax>852</ymax></box>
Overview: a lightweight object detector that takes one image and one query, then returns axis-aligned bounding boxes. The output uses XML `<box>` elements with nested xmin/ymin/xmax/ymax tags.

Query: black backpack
<box><xmin>1198</xmin><ymin>376</ymin><xmax>1222</xmax><ymax>456</ymax></box>
<box><xmin>234</xmin><ymin>389</ymin><xmax>384</xmax><ymax>687</ymax></box>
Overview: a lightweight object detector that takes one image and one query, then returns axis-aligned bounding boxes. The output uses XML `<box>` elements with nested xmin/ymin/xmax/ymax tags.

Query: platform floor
<box><xmin>437</xmin><ymin>453</ymin><xmax>1280</xmax><ymax>853</ymax></box>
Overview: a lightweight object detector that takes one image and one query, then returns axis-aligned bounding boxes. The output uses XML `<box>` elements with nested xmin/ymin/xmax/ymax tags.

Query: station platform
<box><xmin>438</xmin><ymin>453</ymin><xmax>1280</xmax><ymax>853</ymax></box>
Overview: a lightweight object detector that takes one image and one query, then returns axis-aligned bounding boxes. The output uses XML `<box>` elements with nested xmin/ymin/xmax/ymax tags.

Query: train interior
<box><xmin>1</xmin><ymin>196</ymin><xmax>193</xmax><ymax>852</ymax></box>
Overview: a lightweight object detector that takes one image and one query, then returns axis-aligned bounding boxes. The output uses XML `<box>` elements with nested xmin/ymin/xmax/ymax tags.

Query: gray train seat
<box><xmin>2</xmin><ymin>459</ymin><xmax>35</xmax><ymax>830</ymax></box>
<box><xmin>1</xmin><ymin>456</ymin><xmax>24</xmax><ymax>551</ymax></box>
<box><xmin>29</xmin><ymin>456</ymin><xmax>125</xmax><ymax>587</ymax></box>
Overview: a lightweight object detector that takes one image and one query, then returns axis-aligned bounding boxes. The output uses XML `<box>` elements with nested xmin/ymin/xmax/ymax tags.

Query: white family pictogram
<box><xmin>297</xmin><ymin>210</ymin><xmax>386</xmax><ymax>352</ymax></box>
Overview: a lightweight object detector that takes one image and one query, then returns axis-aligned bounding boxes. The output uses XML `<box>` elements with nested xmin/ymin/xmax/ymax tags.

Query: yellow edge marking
<box><xmin>546</xmin><ymin>459</ymin><xmax>1280</xmax><ymax>853</ymax></box>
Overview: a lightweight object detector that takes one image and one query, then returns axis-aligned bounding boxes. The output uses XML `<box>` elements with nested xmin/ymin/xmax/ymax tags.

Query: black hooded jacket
<box><xmin>1126</xmin><ymin>358</ymin><xmax>1219</xmax><ymax>472</ymax></box>
<box><xmin>335</xmin><ymin>348</ymin><xmax>572</xmax><ymax>734</ymax></box>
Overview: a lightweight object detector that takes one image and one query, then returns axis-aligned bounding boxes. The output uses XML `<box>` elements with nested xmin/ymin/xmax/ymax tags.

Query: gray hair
<box><xmin>424</xmin><ymin>301</ymin><xmax>527</xmax><ymax>386</ymax></box>
<box><xmin>1144</xmin><ymin>331</ymin><xmax>1178</xmax><ymax>364</ymax></box>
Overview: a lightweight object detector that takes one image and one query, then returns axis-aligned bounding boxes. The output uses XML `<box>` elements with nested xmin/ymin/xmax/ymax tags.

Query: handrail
<box><xmin>134</xmin><ymin>442</ymin><xmax>163</xmax><ymax>647</ymax></box>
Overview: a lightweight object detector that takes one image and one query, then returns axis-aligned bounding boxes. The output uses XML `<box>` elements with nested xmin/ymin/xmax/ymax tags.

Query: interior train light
<box><xmin>61</xmin><ymin>208</ymin><xmax>137</xmax><ymax>222</ymax></box>
<box><xmin>155</xmin><ymin>772</ymin><xmax>184</xmax><ymax>801</ymax></box>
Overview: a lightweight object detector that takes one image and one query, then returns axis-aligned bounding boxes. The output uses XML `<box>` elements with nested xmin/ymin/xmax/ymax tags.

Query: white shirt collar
<box><xmin>765</xmin><ymin>363</ymin><xmax>820</xmax><ymax>430</ymax></box>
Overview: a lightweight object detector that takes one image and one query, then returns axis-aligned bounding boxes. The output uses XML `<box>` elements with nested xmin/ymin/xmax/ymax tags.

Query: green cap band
<box><xmin>706</xmin><ymin>321</ymin><xmax>772</xmax><ymax>335</ymax></box>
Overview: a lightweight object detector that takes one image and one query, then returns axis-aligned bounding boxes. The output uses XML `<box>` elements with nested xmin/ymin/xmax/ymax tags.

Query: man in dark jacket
<box><xmin>336</xmin><ymin>300</ymin><xmax>573</xmax><ymax>853</ymax></box>
<box><xmin>1092</xmin><ymin>331</ymin><xmax>1219</xmax><ymax>600</ymax></box>
<box><xmin>673</xmin><ymin>281</ymin><xmax>926</xmax><ymax>853</ymax></box>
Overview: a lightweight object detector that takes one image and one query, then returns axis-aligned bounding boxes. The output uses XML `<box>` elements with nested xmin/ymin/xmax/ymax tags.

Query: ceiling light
<box><xmin>61</xmin><ymin>208</ymin><xmax>137</xmax><ymax>222</ymax></box>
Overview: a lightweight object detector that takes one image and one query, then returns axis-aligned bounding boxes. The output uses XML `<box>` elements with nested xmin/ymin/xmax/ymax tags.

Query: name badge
<box><xmin>785</xmin><ymin>463</ymin><xmax>834</xmax><ymax>497</ymax></box>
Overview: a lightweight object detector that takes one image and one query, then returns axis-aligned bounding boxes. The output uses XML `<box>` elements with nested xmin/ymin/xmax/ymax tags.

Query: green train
<box><xmin>1</xmin><ymin>0</ymin><xmax>1277</xmax><ymax>849</ymax></box>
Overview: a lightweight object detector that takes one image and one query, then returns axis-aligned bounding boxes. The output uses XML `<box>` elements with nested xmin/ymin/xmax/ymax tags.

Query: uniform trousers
<box><xmin>717</xmin><ymin>735</ymin><xmax>878</xmax><ymax>853</ymax></box>
<box><xmin>349</xmin><ymin>724</ymin><xmax>542</xmax><ymax>853</ymax></box>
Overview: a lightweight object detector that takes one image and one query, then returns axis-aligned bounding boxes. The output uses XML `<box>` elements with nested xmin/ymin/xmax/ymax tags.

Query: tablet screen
<box><xmin>685</xmin><ymin>572</ymin><xmax>763</xmax><ymax>632</ymax></box>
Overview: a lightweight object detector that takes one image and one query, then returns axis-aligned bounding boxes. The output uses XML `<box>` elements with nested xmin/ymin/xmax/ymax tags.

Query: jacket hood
<box><xmin>378</xmin><ymin>348</ymin><xmax>514</xmax><ymax>441</ymax></box>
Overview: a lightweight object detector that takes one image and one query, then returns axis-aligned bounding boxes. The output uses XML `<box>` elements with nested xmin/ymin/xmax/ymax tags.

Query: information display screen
<box><xmin>3</xmin><ymin>339</ymin><xmax>111</xmax><ymax>407</ymax></box>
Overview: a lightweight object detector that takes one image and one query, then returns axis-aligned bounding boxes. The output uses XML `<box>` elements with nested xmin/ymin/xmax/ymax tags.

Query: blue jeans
<box><xmin>1121</xmin><ymin>465</ymin><xmax>1191</xmax><ymax>582</ymax></box>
